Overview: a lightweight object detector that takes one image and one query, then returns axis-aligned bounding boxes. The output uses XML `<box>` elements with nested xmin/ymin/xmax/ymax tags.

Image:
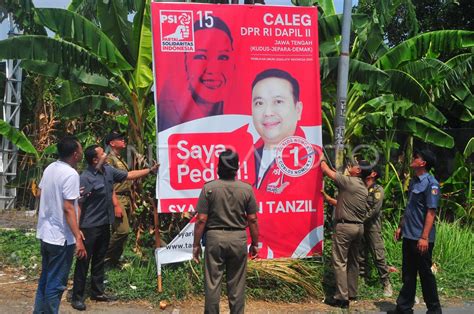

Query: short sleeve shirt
<box><xmin>334</xmin><ymin>173</ymin><xmax>368</xmax><ymax>223</ymax></box>
<box><xmin>365</xmin><ymin>184</ymin><xmax>385</xmax><ymax>231</ymax></box>
<box><xmin>196</xmin><ymin>179</ymin><xmax>258</xmax><ymax>230</ymax></box>
<box><xmin>402</xmin><ymin>173</ymin><xmax>440</xmax><ymax>242</ymax></box>
<box><xmin>106</xmin><ymin>152</ymin><xmax>132</xmax><ymax>193</ymax></box>
<box><xmin>79</xmin><ymin>164</ymin><xmax>128</xmax><ymax>228</ymax></box>
<box><xmin>36</xmin><ymin>161</ymin><xmax>80</xmax><ymax>245</ymax></box>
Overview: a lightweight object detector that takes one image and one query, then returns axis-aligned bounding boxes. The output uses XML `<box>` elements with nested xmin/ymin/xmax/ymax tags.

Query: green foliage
<box><xmin>34</xmin><ymin>8</ymin><xmax>132</xmax><ymax>71</ymax></box>
<box><xmin>1</xmin><ymin>218</ymin><xmax>473</xmax><ymax>301</ymax></box>
<box><xmin>0</xmin><ymin>121</ymin><xmax>39</xmax><ymax>158</ymax></box>
<box><xmin>465</xmin><ymin>137</ymin><xmax>474</xmax><ymax>158</ymax></box>
<box><xmin>0</xmin><ymin>36</ymin><xmax>110</xmax><ymax>75</ymax></box>
<box><xmin>0</xmin><ymin>3</ymin><xmax>155</xmax><ymax>153</ymax></box>
<box><xmin>0</xmin><ymin>230</ymin><xmax>40</xmax><ymax>273</ymax></box>
<box><xmin>376</xmin><ymin>30</ymin><xmax>474</xmax><ymax>70</ymax></box>
<box><xmin>60</xmin><ymin>95</ymin><xmax>122</xmax><ymax>118</ymax></box>
<box><xmin>103</xmin><ymin>236</ymin><xmax>203</xmax><ymax>301</ymax></box>
<box><xmin>440</xmin><ymin>152</ymin><xmax>473</xmax><ymax>221</ymax></box>
<box><xmin>0</xmin><ymin>0</ymin><xmax>47</xmax><ymax>35</ymax></box>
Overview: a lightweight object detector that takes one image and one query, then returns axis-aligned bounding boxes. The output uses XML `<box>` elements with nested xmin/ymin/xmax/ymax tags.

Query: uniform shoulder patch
<box><xmin>431</xmin><ymin>186</ymin><xmax>439</xmax><ymax>195</ymax></box>
<box><xmin>374</xmin><ymin>191</ymin><xmax>382</xmax><ymax>200</ymax></box>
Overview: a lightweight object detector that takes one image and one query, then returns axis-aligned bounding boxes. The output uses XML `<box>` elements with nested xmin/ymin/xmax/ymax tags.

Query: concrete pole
<box><xmin>334</xmin><ymin>0</ymin><xmax>352</xmax><ymax>171</ymax></box>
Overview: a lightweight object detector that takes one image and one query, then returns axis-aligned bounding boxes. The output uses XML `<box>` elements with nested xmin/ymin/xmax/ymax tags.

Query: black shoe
<box><xmin>90</xmin><ymin>294</ymin><xmax>118</xmax><ymax>302</ymax></box>
<box><xmin>71</xmin><ymin>300</ymin><xmax>86</xmax><ymax>311</ymax></box>
<box><xmin>324</xmin><ymin>297</ymin><xmax>349</xmax><ymax>308</ymax></box>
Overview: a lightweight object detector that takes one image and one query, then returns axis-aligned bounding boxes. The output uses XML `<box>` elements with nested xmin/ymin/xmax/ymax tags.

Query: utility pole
<box><xmin>334</xmin><ymin>0</ymin><xmax>352</xmax><ymax>171</ymax></box>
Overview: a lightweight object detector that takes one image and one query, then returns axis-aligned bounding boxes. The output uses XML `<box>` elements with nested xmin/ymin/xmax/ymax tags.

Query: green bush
<box><xmin>0</xmin><ymin>229</ymin><xmax>40</xmax><ymax>274</ymax></box>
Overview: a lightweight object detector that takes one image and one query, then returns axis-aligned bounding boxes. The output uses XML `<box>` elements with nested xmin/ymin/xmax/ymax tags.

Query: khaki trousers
<box><xmin>332</xmin><ymin>223</ymin><xmax>364</xmax><ymax>301</ymax></box>
<box><xmin>105</xmin><ymin>195</ymin><xmax>130</xmax><ymax>265</ymax></box>
<box><xmin>358</xmin><ymin>228</ymin><xmax>390</xmax><ymax>285</ymax></box>
<box><xmin>204</xmin><ymin>230</ymin><xmax>247</xmax><ymax>314</ymax></box>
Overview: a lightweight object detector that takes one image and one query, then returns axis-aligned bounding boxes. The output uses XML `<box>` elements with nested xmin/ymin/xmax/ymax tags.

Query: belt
<box><xmin>336</xmin><ymin>219</ymin><xmax>363</xmax><ymax>224</ymax></box>
<box><xmin>116</xmin><ymin>191</ymin><xmax>131</xmax><ymax>196</ymax></box>
<box><xmin>206</xmin><ymin>227</ymin><xmax>245</xmax><ymax>231</ymax></box>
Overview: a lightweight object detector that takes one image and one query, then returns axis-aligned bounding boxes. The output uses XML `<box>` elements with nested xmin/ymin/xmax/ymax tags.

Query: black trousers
<box><xmin>72</xmin><ymin>224</ymin><xmax>111</xmax><ymax>302</ymax></box>
<box><xmin>396</xmin><ymin>239</ymin><xmax>441</xmax><ymax>314</ymax></box>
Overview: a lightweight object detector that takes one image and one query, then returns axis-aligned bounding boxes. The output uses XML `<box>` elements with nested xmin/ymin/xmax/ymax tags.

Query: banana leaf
<box><xmin>0</xmin><ymin>35</ymin><xmax>112</xmax><ymax>76</ymax></box>
<box><xmin>317</xmin><ymin>0</ymin><xmax>336</xmax><ymax>16</ymax></box>
<box><xmin>424</xmin><ymin>103</ymin><xmax>447</xmax><ymax>125</ymax></box>
<box><xmin>464</xmin><ymin>137</ymin><xmax>474</xmax><ymax>158</ymax></box>
<box><xmin>60</xmin><ymin>95</ymin><xmax>122</xmax><ymax>118</ymax></box>
<box><xmin>399</xmin><ymin>59</ymin><xmax>452</xmax><ymax>90</ymax></box>
<box><xmin>34</xmin><ymin>8</ymin><xmax>132</xmax><ymax>71</ymax></box>
<box><xmin>385</xmin><ymin>69</ymin><xmax>431</xmax><ymax>104</ymax></box>
<box><xmin>132</xmin><ymin>0</ymin><xmax>153</xmax><ymax>90</ymax></box>
<box><xmin>0</xmin><ymin>121</ymin><xmax>38</xmax><ymax>158</ymax></box>
<box><xmin>403</xmin><ymin>117</ymin><xmax>454</xmax><ymax>148</ymax></box>
<box><xmin>318</xmin><ymin>14</ymin><xmax>369</xmax><ymax>46</ymax></box>
<box><xmin>20</xmin><ymin>60</ymin><xmax>109</xmax><ymax>87</ymax></box>
<box><xmin>97</xmin><ymin>0</ymin><xmax>133</xmax><ymax>65</ymax></box>
<box><xmin>376</xmin><ymin>30</ymin><xmax>474</xmax><ymax>70</ymax></box>
<box><xmin>320</xmin><ymin>57</ymin><xmax>389</xmax><ymax>88</ymax></box>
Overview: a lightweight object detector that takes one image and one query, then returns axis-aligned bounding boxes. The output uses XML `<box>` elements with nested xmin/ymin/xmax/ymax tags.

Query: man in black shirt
<box><xmin>71</xmin><ymin>145</ymin><xmax>126</xmax><ymax>311</ymax></box>
<box><xmin>71</xmin><ymin>145</ymin><xmax>156</xmax><ymax>311</ymax></box>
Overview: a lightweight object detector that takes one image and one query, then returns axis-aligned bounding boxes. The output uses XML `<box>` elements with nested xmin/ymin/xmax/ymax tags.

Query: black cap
<box><xmin>371</xmin><ymin>164</ymin><xmax>382</xmax><ymax>179</ymax></box>
<box><xmin>104</xmin><ymin>131</ymin><xmax>125</xmax><ymax>145</ymax></box>
<box><xmin>414</xmin><ymin>149</ymin><xmax>437</xmax><ymax>170</ymax></box>
<box><xmin>358</xmin><ymin>160</ymin><xmax>373</xmax><ymax>178</ymax></box>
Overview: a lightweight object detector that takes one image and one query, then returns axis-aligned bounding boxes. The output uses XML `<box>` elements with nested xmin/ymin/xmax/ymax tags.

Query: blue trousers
<box><xmin>33</xmin><ymin>240</ymin><xmax>75</xmax><ymax>314</ymax></box>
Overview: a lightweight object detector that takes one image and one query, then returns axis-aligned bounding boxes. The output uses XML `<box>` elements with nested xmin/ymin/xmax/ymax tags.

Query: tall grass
<box><xmin>431</xmin><ymin>220</ymin><xmax>474</xmax><ymax>296</ymax></box>
<box><xmin>382</xmin><ymin>219</ymin><xmax>474</xmax><ymax>298</ymax></box>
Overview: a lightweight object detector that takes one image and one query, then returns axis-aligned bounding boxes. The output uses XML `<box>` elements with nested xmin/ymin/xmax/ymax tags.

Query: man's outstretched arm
<box><xmin>320</xmin><ymin>159</ymin><xmax>337</xmax><ymax>181</ymax></box>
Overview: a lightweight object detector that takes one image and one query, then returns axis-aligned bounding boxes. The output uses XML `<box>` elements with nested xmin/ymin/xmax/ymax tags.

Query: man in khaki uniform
<box><xmin>193</xmin><ymin>149</ymin><xmax>259</xmax><ymax>314</ymax></box>
<box><xmin>359</xmin><ymin>166</ymin><xmax>393</xmax><ymax>297</ymax></box>
<box><xmin>321</xmin><ymin>159</ymin><xmax>371</xmax><ymax>309</ymax></box>
<box><xmin>104</xmin><ymin>132</ymin><xmax>158</xmax><ymax>266</ymax></box>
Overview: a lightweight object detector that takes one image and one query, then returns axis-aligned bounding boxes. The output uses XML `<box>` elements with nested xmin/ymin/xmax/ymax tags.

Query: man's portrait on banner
<box><xmin>251</xmin><ymin>68</ymin><xmax>320</xmax><ymax>195</ymax></box>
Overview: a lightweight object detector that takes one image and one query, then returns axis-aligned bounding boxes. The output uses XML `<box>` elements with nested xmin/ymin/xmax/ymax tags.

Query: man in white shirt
<box><xmin>34</xmin><ymin>136</ymin><xmax>87</xmax><ymax>314</ymax></box>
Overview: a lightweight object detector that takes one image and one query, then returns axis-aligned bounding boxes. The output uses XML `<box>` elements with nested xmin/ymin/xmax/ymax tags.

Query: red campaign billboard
<box><xmin>152</xmin><ymin>3</ymin><xmax>324</xmax><ymax>259</ymax></box>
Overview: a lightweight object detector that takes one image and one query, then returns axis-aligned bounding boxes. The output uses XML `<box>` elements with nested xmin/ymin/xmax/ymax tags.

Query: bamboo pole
<box><xmin>152</xmin><ymin>197</ymin><xmax>162</xmax><ymax>292</ymax></box>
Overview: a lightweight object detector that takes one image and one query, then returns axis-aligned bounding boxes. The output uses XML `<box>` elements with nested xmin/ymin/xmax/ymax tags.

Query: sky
<box><xmin>1</xmin><ymin>1</ymin><xmax>357</xmax><ymax>40</ymax></box>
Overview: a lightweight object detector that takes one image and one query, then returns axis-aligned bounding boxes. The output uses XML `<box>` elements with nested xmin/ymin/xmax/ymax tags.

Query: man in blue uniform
<box><xmin>394</xmin><ymin>149</ymin><xmax>442</xmax><ymax>314</ymax></box>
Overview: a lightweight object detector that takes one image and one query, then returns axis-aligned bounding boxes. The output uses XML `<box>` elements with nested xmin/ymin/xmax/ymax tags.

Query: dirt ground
<box><xmin>0</xmin><ymin>210</ymin><xmax>37</xmax><ymax>230</ymax></box>
<box><xmin>1</xmin><ymin>267</ymin><xmax>472</xmax><ymax>314</ymax></box>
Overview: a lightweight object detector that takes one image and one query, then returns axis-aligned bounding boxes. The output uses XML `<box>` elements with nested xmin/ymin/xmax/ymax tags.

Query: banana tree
<box><xmin>0</xmin><ymin>1</ymin><xmax>154</xmax><ymax>153</ymax></box>
<box><xmin>440</xmin><ymin>143</ymin><xmax>473</xmax><ymax>222</ymax></box>
<box><xmin>318</xmin><ymin>0</ymin><xmax>473</xmax><ymax>149</ymax></box>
